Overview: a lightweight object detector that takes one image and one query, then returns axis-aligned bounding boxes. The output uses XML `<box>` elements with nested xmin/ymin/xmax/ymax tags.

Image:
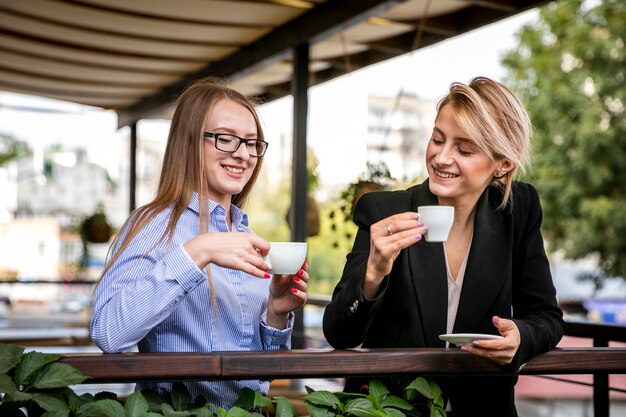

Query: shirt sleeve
<box><xmin>259</xmin><ymin>310</ymin><xmax>294</xmax><ymax>350</ymax></box>
<box><xmin>90</xmin><ymin>212</ymin><xmax>206</xmax><ymax>353</ymax></box>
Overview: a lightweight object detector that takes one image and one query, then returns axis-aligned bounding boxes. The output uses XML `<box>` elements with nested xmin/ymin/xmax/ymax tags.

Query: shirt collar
<box><xmin>188</xmin><ymin>193</ymin><xmax>249</xmax><ymax>228</ymax></box>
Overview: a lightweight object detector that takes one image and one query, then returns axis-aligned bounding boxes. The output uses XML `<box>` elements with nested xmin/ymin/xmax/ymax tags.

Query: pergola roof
<box><xmin>0</xmin><ymin>0</ymin><xmax>547</xmax><ymax>128</ymax></box>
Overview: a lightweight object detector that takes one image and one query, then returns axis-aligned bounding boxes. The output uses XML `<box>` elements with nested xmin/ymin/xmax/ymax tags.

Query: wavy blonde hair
<box><xmin>437</xmin><ymin>76</ymin><xmax>531</xmax><ymax>208</ymax></box>
<box><xmin>97</xmin><ymin>78</ymin><xmax>265</xmax><ymax>300</ymax></box>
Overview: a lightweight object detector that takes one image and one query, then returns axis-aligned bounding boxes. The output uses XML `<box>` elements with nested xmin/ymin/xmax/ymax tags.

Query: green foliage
<box><xmin>0</xmin><ymin>132</ymin><xmax>31</xmax><ymax>167</ymax></box>
<box><xmin>502</xmin><ymin>0</ymin><xmax>626</xmax><ymax>285</ymax></box>
<box><xmin>303</xmin><ymin>378</ymin><xmax>446</xmax><ymax>417</ymax></box>
<box><xmin>0</xmin><ymin>344</ymin><xmax>445</xmax><ymax>417</ymax></box>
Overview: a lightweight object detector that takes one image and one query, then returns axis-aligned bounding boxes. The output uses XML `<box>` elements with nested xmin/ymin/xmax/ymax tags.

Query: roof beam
<box><xmin>116</xmin><ymin>0</ymin><xmax>405</xmax><ymax>128</ymax></box>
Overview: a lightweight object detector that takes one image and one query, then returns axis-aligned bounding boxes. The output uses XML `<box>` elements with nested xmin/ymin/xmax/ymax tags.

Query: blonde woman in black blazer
<box><xmin>323</xmin><ymin>77</ymin><xmax>564</xmax><ymax>417</ymax></box>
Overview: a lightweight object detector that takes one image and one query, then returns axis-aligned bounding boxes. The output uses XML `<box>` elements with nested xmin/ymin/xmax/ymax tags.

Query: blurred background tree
<box><xmin>503</xmin><ymin>0</ymin><xmax>626</xmax><ymax>288</ymax></box>
<box><xmin>0</xmin><ymin>132</ymin><xmax>30</xmax><ymax>166</ymax></box>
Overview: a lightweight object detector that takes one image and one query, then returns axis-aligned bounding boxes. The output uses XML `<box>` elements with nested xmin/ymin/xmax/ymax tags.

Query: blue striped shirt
<box><xmin>90</xmin><ymin>194</ymin><xmax>293</xmax><ymax>408</ymax></box>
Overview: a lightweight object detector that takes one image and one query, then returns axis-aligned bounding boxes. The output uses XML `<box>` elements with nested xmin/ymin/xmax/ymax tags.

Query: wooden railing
<box><xmin>60</xmin><ymin>348</ymin><xmax>626</xmax><ymax>383</ymax></box>
<box><xmin>56</xmin><ymin>347</ymin><xmax>626</xmax><ymax>417</ymax></box>
<box><xmin>3</xmin><ymin>291</ymin><xmax>626</xmax><ymax>416</ymax></box>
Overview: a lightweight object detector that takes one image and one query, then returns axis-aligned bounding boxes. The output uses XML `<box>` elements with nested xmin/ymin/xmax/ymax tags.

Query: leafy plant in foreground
<box><xmin>0</xmin><ymin>343</ymin><xmax>445</xmax><ymax>417</ymax></box>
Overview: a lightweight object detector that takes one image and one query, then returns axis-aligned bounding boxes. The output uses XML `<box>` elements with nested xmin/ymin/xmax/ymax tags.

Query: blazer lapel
<box><xmin>407</xmin><ymin>182</ymin><xmax>448</xmax><ymax>347</ymax></box>
<box><xmin>453</xmin><ymin>188</ymin><xmax>510</xmax><ymax>333</ymax></box>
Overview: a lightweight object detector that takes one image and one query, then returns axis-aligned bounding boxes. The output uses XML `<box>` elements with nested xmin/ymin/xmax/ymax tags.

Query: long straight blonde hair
<box><xmin>437</xmin><ymin>77</ymin><xmax>531</xmax><ymax>208</ymax></box>
<box><xmin>97</xmin><ymin>78</ymin><xmax>265</xmax><ymax>292</ymax></box>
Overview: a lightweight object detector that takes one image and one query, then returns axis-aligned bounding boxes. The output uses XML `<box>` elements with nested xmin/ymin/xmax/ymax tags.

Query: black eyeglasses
<box><xmin>203</xmin><ymin>132</ymin><xmax>268</xmax><ymax>157</ymax></box>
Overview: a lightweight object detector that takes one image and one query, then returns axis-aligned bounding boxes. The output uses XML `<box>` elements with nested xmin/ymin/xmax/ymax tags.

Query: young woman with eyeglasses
<box><xmin>90</xmin><ymin>78</ymin><xmax>309</xmax><ymax>408</ymax></box>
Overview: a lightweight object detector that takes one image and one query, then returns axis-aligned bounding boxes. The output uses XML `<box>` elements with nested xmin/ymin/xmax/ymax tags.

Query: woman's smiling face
<box><xmin>202</xmin><ymin>98</ymin><xmax>259</xmax><ymax>207</ymax></box>
<box><xmin>426</xmin><ymin>103</ymin><xmax>510</xmax><ymax>207</ymax></box>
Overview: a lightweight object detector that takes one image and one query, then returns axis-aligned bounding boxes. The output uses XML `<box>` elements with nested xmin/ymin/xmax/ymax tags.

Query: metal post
<box><xmin>129</xmin><ymin>122</ymin><xmax>137</xmax><ymax>213</ymax></box>
<box><xmin>290</xmin><ymin>42</ymin><xmax>309</xmax><ymax>351</ymax></box>
<box><xmin>593</xmin><ymin>337</ymin><xmax>609</xmax><ymax>417</ymax></box>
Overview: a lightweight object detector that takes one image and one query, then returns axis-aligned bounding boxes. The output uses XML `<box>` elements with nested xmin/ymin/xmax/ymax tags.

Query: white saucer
<box><xmin>439</xmin><ymin>333</ymin><xmax>503</xmax><ymax>346</ymax></box>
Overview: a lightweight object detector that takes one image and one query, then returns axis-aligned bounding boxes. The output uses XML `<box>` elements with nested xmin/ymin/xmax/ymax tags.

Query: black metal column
<box><xmin>290</xmin><ymin>42</ymin><xmax>309</xmax><ymax>350</ymax></box>
<box><xmin>129</xmin><ymin>122</ymin><xmax>137</xmax><ymax>213</ymax></box>
<box><xmin>593</xmin><ymin>337</ymin><xmax>609</xmax><ymax>417</ymax></box>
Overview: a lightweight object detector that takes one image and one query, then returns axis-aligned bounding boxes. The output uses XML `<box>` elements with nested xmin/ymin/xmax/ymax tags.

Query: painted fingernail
<box><xmin>302</xmin><ymin>260</ymin><xmax>307</xmax><ymax>268</ymax></box>
<box><xmin>460</xmin><ymin>346</ymin><xmax>468</xmax><ymax>351</ymax></box>
<box><xmin>294</xmin><ymin>276</ymin><xmax>301</xmax><ymax>282</ymax></box>
<box><xmin>264</xmin><ymin>273</ymin><xmax>271</xmax><ymax>279</ymax></box>
<box><xmin>473</xmin><ymin>340</ymin><xmax>480</xmax><ymax>346</ymax></box>
<box><xmin>297</xmin><ymin>269</ymin><xmax>304</xmax><ymax>276</ymax></box>
<box><xmin>291</xmin><ymin>288</ymin><xmax>298</xmax><ymax>294</ymax></box>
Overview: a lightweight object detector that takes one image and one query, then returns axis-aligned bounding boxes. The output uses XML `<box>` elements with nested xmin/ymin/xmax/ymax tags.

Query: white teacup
<box><xmin>417</xmin><ymin>206</ymin><xmax>454</xmax><ymax>242</ymax></box>
<box><xmin>265</xmin><ymin>242</ymin><xmax>307</xmax><ymax>275</ymax></box>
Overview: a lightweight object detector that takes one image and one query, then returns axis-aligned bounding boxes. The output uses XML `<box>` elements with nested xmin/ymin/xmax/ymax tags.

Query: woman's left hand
<box><xmin>266</xmin><ymin>260</ymin><xmax>309</xmax><ymax>329</ymax></box>
<box><xmin>460</xmin><ymin>316</ymin><xmax>521</xmax><ymax>365</ymax></box>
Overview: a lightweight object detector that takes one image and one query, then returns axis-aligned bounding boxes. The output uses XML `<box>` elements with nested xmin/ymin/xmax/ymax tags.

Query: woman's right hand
<box><xmin>363</xmin><ymin>212</ymin><xmax>427</xmax><ymax>298</ymax></box>
<box><xmin>183</xmin><ymin>232</ymin><xmax>271</xmax><ymax>279</ymax></box>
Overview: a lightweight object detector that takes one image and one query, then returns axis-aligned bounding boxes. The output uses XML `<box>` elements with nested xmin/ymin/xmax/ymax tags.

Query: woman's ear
<box><xmin>494</xmin><ymin>159</ymin><xmax>515</xmax><ymax>178</ymax></box>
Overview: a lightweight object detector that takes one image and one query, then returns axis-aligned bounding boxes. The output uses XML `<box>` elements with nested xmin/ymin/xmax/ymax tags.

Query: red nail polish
<box><xmin>297</xmin><ymin>269</ymin><xmax>304</xmax><ymax>276</ymax></box>
<box><xmin>264</xmin><ymin>273</ymin><xmax>271</xmax><ymax>279</ymax></box>
<box><xmin>293</xmin><ymin>276</ymin><xmax>300</xmax><ymax>282</ymax></box>
<box><xmin>291</xmin><ymin>288</ymin><xmax>297</xmax><ymax>294</ymax></box>
<box><xmin>302</xmin><ymin>260</ymin><xmax>307</xmax><ymax>268</ymax></box>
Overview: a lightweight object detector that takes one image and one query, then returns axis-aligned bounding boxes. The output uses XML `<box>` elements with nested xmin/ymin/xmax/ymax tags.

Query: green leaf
<box><xmin>384</xmin><ymin>408</ymin><xmax>406</xmax><ymax>417</ymax></box>
<box><xmin>234</xmin><ymin>387</ymin><xmax>255</xmax><ymax>409</ymax></box>
<box><xmin>14</xmin><ymin>351</ymin><xmax>62</xmax><ymax>386</ymax></box>
<box><xmin>253</xmin><ymin>390</ymin><xmax>271</xmax><ymax>408</ymax></box>
<box><xmin>380</xmin><ymin>396</ymin><xmax>412</xmax><ymax>411</ymax></box>
<box><xmin>145</xmin><ymin>413</ymin><xmax>165</xmax><ymax>417</ymax></box>
<box><xmin>274</xmin><ymin>396</ymin><xmax>296</xmax><ymax>417</ymax></box>
<box><xmin>344</xmin><ymin>407</ymin><xmax>386</xmax><ymax>417</ymax></box>
<box><xmin>366</xmin><ymin>380</ymin><xmax>389</xmax><ymax>403</ymax></box>
<box><xmin>405</xmin><ymin>377</ymin><xmax>432</xmax><ymax>400</ymax></box>
<box><xmin>0</xmin><ymin>344</ymin><xmax>24</xmax><ymax>374</ymax></box>
<box><xmin>305</xmin><ymin>404</ymin><xmax>335</xmax><ymax>417</ymax></box>
<box><xmin>141</xmin><ymin>389</ymin><xmax>169</xmax><ymax>412</ymax></box>
<box><xmin>31</xmin><ymin>362</ymin><xmax>88</xmax><ymax>389</ymax></box>
<box><xmin>225</xmin><ymin>406</ymin><xmax>250</xmax><ymax>417</ymax></box>
<box><xmin>78</xmin><ymin>399</ymin><xmax>125</xmax><ymax>417</ymax></box>
<box><xmin>125</xmin><ymin>391</ymin><xmax>149</xmax><ymax>417</ymax></box>
<box><xmin>41</xmin><ymin>408</ymin><xmax>71</xmax><ymax>417</ymax></box>
<box><xmin>69</xmin><ymin>392</ymin><xmax>95</xmax><ymax>412</ymax></box>
<box><xmin>0</xmin><ymin>373</ymin><xmax>17</xmax><ymax>394</ymax></box>
<box><xmin>4</xmin><ymin>389</ymin><xmax>31</xmax><ymax>403</ymax></box>
<box><xmin>431</xmin><ymin>405</ymin><xmax>446</xmax><ymax>417</ymax></box>
<box><xmin>170</xmin><ymin>382</ymin><xmax>194</xmax><ymax>411</ymax></box>
<box><xmin>31</xmin><ymin>391</ymin><xmax>71</xmax><ymax>412</ymax></box>
<box><xmin>191</xmin><ymin>406</ymin><xmax>215</xmax><ymax>417</ymax></box>
<box><xmin>303</xmin><ymin>390</ymin><xmax>341</xmax><ymax>408</ymax></box>
<box><xmin>160</xmin><ymin>403</ymin><xmax>192</xmax><ymax>417</ymax></box>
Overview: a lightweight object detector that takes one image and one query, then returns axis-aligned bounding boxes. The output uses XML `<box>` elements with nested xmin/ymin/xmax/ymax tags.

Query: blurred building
<box><xmin>366</xmin><ymin>92</ymin><xmax>435</xmax><ymax>180</ymax></box>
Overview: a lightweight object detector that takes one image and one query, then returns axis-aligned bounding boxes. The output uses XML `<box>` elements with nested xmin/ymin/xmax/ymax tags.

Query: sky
<box><xmin>0</xmin><ymin>9</ymin><xmax>539</xmax><ymax>187</ymax></box>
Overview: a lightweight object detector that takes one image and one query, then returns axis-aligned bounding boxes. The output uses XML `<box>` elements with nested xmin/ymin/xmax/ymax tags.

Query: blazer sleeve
<box><xmin>509</xmin><ymin>183</ymin><xmax>565</xmax><ymax>370</ymax></box>
<box><xmin>323</xmin><ymin>192</ymin><xmax>392</xmax><ymax>348</ymax></box>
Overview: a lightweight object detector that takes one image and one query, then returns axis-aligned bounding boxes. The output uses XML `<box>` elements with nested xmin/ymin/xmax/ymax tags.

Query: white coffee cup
<box><xmin>265</xmin><ymin>242</ymin><xmax>307</xmax><ymax>275</ymax></box>
<box><xmin>417</xmin><ymin>206</ymin><xmax>454</xmax><ymax>242</ymax></box>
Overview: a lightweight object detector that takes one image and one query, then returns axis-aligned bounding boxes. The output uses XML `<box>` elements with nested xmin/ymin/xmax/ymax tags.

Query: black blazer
<box><xmin>323</xmin><ymin>180</ymin><xmax>564</xmax><ymax>416</ymax></box>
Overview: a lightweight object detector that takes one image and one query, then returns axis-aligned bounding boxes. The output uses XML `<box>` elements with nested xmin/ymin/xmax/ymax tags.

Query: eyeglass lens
<box><xmin>211</xmin><ymin>134</ymin><xmax>267</xmax><ymax>156</ymax></box>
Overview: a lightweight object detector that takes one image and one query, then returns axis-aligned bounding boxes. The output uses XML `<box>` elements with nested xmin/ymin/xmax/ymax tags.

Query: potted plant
<box><xmin>329</xmin><ymin>162</ymin><xmax>394</xmax><ymax>248</ymax></box>
<box><xmin>0</xmin><ymin>342</ymin><xmax>446</xmax><ymax>417</ymax></box>
<box><xmin>77</xmin><ymin>204</ymin><xmax>113</xmax><ymax>273</ymax></box>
